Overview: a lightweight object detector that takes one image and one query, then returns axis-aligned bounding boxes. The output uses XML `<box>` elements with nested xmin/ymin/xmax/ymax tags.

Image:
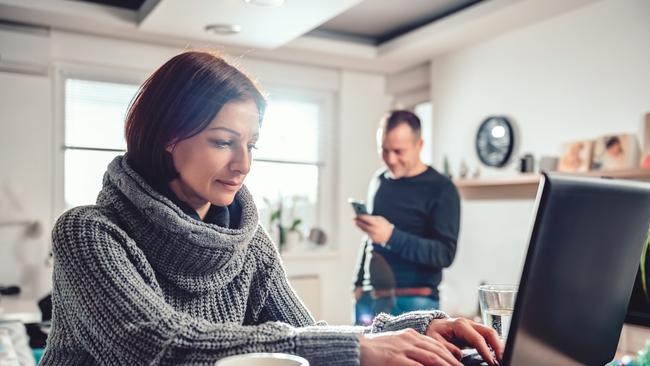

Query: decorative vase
<box><xmin>284</xmin><ymin>230</ymin><xmax>302</xmax><ymax>253</ymax></box>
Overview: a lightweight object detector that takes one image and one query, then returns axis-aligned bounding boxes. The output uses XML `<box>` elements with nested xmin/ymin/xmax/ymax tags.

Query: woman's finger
<box><xmin>408</xmin><ymin>335</ymin><xmax>462</xmax><ymax>366</ymax></box>
<box><xmin>400</xmin><ymin>360</ymin><xmax>424</xmax><ymax>366</ymax></box>
<box><xmin>430</xmin><ymin>332</ymin><xmax>463</xmax><ymax>360</ymax></box>
<box><xmin>458</xmin><ymin>327</ymin><xmax>496</xmax><ymax>366</ymax></box>
<box><xmin>472</xmin><ymin>323</ymin><xmax>504</xmax><ymax>361</ymax></box>
<box><xmin>442</xmin><ymin>339</ymin><xmax>463</xmax><ymax>360</ymax></box>
<box><xmin>405</xmin><ymin>346</ymin><xmax>457</xmax><ymax>366</ymax></box>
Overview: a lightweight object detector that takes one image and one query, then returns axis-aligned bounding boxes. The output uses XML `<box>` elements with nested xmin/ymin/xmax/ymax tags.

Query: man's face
<box><xmin>378</xmin><ymin>122</ymin><xmax>423</xmax><ymax>179</ymax></box>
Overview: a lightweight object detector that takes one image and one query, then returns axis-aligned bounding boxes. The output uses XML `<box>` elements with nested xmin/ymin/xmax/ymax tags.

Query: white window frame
<box><xmin>413</xmin><ymin>101</ymin><xmax>434</xmax><ymax>166</ymax></box>
<box><xmin>52</xmin><ymin>62</ymin><xmax>148</xmax><ymax>219</ymax></box>
<box><xmin>256</xmin><ymin>85</ymin><xmax>337</xmax><ymax>247</ymax></box>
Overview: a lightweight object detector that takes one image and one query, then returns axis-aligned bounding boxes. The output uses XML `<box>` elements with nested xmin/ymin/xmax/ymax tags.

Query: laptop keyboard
<box><xmin>460</xmin><ymin>349</ymin><xmax>489</xmax><ymax>366</ymax></box>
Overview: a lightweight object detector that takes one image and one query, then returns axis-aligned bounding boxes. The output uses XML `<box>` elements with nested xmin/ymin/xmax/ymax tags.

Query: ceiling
<box><xmin>313</xmin><ymin>0</ymin><xmax>482</xmax><ymax>44</ymax></box>
<box><xmin>87</xmin><ymin>0</ymin><xmax>365</xmax><ymax>49</ymax></box>
<box><xmin>79</xmin><ymin>0</ymin><xmax>145</xmax><ymax>11</ymax></box>
<box><xmin>0</xmin><ymin>0</ymin><xmax>598</xmax><ymax>73</ymax></box>
<box><xmin>76</xmin><ymin>0</ymin><xmax>484</xmax><ymax>46</ymax></box>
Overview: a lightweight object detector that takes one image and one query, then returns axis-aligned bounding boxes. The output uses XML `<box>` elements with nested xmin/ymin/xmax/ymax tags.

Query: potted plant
<box><xmin>284</xmin><ymin>218</ymin><xmax>302</xmax><ymax>252</ymax></box>
<box><xmin>263</xmin><ymin>195</ymin><xmax>306</xmax><ymax>253</ymax></box>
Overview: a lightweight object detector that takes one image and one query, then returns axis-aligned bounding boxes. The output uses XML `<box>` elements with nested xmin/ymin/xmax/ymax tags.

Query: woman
<box><xmin>42</xmin><ymin>51</ymin><xmax>502</xmax><ymax>366</ymax></box>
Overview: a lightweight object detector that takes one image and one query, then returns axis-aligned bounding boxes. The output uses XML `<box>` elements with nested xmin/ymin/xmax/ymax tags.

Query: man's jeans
<box><xmin>355</xmin><ymin>290</ymin><xmax>439</xmax><ymax>326</ymax></box>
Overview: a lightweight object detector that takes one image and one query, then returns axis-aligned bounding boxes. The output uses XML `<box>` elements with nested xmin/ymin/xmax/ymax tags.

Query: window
<box><xmin>62</xmin><ymin>79</ymin><xmax>333</xmax><ymax>242</ymax></box>
<box><xmin>63</xmin><ymin>79</ymin><xmax>138</xmax><ymax>209</ymax></box>
<box><xmin>245</xmin><ymin>97</ymin><xmax>331</xmax><ymax>241</ymax></box>
<box><xmin>414</xmin><ymin>101</ymin><xmax>433</xmax><ymax>165</ymax></box>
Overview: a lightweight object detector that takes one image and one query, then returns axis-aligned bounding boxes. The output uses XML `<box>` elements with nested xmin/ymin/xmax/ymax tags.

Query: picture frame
<box><xmin>557</xmin><ymin>140</ymin><xmax>593</xmax><ymax>173</ymax></box>
<box><xmin>591</xmin><ymin>133</ymin><xmax>639</xmax><ymax>171</ymax></box>
<box><xmin>641</xmin><ymin>113</ymin><xmax>650</xmax><ymax>169</ymax></box>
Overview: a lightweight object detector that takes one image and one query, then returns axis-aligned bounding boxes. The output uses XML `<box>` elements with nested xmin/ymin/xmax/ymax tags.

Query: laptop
<box><xmin>462</xmin><ymin>173</ymin><xmax>650</xmax><ymax>366</ymax></box>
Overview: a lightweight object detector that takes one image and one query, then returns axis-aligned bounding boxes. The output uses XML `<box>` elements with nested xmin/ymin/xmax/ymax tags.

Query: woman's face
<box><xmin>166</xmin><ymin>99</ymin><xmax>260</xmax><ymax>207</ymax></box>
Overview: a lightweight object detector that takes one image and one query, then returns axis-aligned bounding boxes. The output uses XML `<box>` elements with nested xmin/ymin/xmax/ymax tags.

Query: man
<box><xmin>353</xmin><ymin>110</ymin><xmax>460</xmax><ymax>325</ymax></box>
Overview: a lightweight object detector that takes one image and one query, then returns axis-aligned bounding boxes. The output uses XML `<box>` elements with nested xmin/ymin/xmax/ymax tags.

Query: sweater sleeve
<box><xmin>258</xmin><ymin>262</ymin><xmax>449</xmax><ymax>357</ymax></box>
<box><xmin>352</xmin><ymin>170</ymin><xmax>382</xmax><ymax>288</ymax></box>
<box><xmin>371</xmin><ymin>310</ymin><xmax>449</xmax><ymax>334</ymax></box>
<box><xmin>257</xmin><ymin>261</ymin><xmax>362</xmax><ymax>364</ymax></box>
<box><xmin>254</xmin><ymin>239</ymin><xmax>448</xmax><ymax>365</ymax></box>
<box><xmin>48</xmin><ymin>210</ymin><xmax>361</xmax><ymax>366</ymax></box>
<box><xmin>382</xmin><ymin>183</ymin><xmax>460</xmax><ymax>268</ymax></box>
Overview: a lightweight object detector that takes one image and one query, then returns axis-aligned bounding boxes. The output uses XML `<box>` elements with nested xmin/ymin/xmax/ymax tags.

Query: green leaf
<box><xmin>290</xmin><ymin>219</ymin><xmax>302</xmax><ymax>231</ymax></box>
<box><xmin>279</xmin><ymin>225</ymin><xmax>286</xmax><ymax>246</ymax></box>
<box><xmin>270</xmin><ymin>210</ymin><xmax>281</xmax><ymax>222</ymax></box>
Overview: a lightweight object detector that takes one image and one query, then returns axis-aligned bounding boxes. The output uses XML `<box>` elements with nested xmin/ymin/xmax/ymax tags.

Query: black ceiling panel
<box><xmin>74</xmin><ymin>0</ymin><xmax>146</xmax><ymax>11</ymax></box>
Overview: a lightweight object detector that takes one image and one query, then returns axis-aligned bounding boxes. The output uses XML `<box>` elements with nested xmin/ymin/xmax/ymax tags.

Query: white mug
<box><xmin>215</xmin><ymin>353</ymin><xmax>309</xmax><ymax>366</ymax></box>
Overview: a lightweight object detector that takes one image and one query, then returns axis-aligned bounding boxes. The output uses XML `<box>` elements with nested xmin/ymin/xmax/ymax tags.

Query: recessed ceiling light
<box><xmin>204</xmin><ymin>24</ymin><xmax>241</xmax><ymax>35</ymax></box>
<box><xmin>242</xmin><ymin>0</ymin><xmax>286</xmax><ymax>7</ymax></box>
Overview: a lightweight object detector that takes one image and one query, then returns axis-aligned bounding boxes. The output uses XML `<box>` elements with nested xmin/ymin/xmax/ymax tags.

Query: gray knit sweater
<box><xmin>41</xmin><ymin>155</ymin><xmax>447</xmax><ymax>365</ymax></box>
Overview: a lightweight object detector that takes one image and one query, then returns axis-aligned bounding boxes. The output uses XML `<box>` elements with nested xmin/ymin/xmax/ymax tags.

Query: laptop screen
<box><xmin>626</xmin><ymin>261</ymin><xmax>650</xmax><ymax>327</ymax></box>
<box><xmin>503</xmin><ymin>174</ymin><xmax>650</xmax><ymax>365</ymax></box>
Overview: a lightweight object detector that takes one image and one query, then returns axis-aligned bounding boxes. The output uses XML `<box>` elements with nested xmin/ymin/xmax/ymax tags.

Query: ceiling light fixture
<box><xmin>242</xmin><ymin>0</ymin><xmax>286</xmax><ymax>7</ymax></box>
<box><xmin>204</xmin><ymin>24</ymin><xmax>242</xmax><ymax>35</ymax></box>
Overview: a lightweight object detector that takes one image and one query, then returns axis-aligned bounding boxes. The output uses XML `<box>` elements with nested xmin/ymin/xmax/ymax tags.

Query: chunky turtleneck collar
<box><xmin>95</xmin><ymin>155</ymin><xmax>260</xmax><ymax>292</ymax></box>
<box><xmin>156</xmin><ymin>182</ymin><xmax>240</xmax><ymax>229</ymax></box>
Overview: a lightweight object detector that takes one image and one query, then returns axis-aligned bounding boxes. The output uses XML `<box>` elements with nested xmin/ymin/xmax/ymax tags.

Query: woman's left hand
<box><xmin>426</xmin><ymin>317</ymin><xmax>504</xmax><ymax>366</ymax></box>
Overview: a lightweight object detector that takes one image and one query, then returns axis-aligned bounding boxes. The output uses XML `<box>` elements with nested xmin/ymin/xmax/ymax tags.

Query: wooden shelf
<box><xmin>454</xmin><ymin>168</ymin><xmax>650</xmax><ymax>200</ymax></box>
<box><xmin>572</xmin><ymin>168</ymin><xmax>650</xmax><ymax>180</ymax></box>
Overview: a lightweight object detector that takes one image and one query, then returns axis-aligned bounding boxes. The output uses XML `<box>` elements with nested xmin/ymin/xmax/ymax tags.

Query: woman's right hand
<box><xmin>359</xmin><ymin>328</ymin><xmax>463</xmax><ymax>366</ymax></box>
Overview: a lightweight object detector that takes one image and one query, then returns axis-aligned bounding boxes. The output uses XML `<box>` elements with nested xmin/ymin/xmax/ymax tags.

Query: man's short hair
<box><xmin>381</xmin><ymin>110</ymin><xmax>421</xmax><ymax>138</ymax></box>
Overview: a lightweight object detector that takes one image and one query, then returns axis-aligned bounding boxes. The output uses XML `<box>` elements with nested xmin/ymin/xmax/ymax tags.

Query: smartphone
<box><xmin>348</xmin><ymin>199</ymin><xmax>368</xmax><ymax>216</ymax></box>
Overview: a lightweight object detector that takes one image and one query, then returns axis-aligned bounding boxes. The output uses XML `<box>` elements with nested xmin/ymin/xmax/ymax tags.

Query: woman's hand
<box><xmin>426</xmin><ymin>317</ymin><xmax>504</xmax><ymax>366</ymax></box>
<box><xmin>359</xmin><ymin>328</ymin><xmax>463</xmax><ymax>366</ymax></box>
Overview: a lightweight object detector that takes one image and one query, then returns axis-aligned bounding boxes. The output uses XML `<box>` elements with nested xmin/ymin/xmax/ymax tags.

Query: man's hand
<box><xmin>354</xmin><ymin>214</ymin><xmax>394</xmax><ymax>245</ymax></box>
<box><xmin>426</xmin><ymin>318</ymin><xmax>504</xmax><ymax>366</ymax></box>
<box><xmin>353</xmin><ymin>286</ymin><xmax>364</xmax><ymax>301</ymax></box>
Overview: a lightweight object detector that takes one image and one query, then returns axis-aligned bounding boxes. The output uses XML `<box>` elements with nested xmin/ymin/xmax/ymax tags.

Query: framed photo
<box><xmin>557</xmin><ymin>140</ymin><xmax>593</xmax><ymax>173</ymax></box>
<box><xmin>641</xmin><ymin>113</ymin><xmax>650</xmax><ymax>169</ymax></box>
<box><xmin>591</xmin><ymin>133</ymin><xmax>639</xmax><ymax>171</ymax></box>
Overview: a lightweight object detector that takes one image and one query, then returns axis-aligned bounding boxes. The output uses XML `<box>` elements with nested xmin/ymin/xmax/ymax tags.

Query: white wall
<box><xmin>284</xmin><ymin>71</ymin><xmax>390</xmax><ymax>324</ymax></box>
<box><xmin>0</xmin><ymin>72</ymin><xmax>53</xmax><ymax>300</ymax></box>
<box><xmin>431</xmin><ymin>0</ymin><xmax>650</xmax><ymax>316</ymax></box>
<box><xmin>337</xmin><ymin>71</ymin><xmax>392</xmax><ymax>320</ymax></box>
<box><xmin>0</xmin><ymin>29</ymin><xmax>390</xmax><ymax>325</ymax></box>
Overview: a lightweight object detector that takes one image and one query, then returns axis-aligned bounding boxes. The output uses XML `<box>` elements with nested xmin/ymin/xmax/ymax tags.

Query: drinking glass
<box><xmin>478</xmin><ymin>284</ymin><xmax>518</xmax><ymax>340</ymax></box>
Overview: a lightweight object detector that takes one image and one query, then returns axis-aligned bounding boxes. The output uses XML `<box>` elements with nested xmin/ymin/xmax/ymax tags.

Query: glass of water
<box><xmin>478</xmin><ymin>284</ymin><xmax>518</xmax><ymax>340</ymax></box>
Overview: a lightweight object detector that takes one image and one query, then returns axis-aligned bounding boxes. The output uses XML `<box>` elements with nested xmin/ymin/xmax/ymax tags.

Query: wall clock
<box><xmin>475</xmin><ymin>116</ymin><xmax>514</xmax><ymax>167</ymax></box>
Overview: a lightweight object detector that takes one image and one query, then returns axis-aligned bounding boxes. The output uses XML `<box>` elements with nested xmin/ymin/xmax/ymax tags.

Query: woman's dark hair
<box><xmin>381</xmin><ymin>110</ymin><xmax>421</xmax><ymax>138</ymax></box>
<box><xmin>125</xmin><ymin>51</ymin><xmax>266</xmax><ymax>186</ymax></box>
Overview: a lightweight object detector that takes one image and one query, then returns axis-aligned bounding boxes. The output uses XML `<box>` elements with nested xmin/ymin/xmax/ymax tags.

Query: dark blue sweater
<box><xmin>354</xmin><ymin>167</ymin><xmax>460</xmax><ymax>299</ymax></box>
